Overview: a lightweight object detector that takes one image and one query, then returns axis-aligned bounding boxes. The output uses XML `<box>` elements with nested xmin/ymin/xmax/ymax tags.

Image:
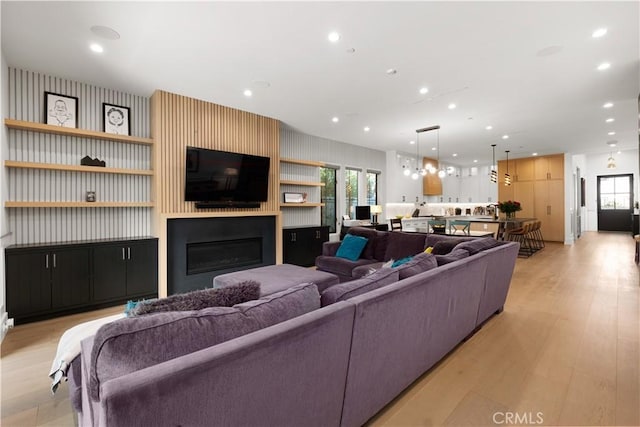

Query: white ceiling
<box><xmin>2</xmin><ymin>1</ymin><xmax>639</xmax><ymax>166</ymax></box>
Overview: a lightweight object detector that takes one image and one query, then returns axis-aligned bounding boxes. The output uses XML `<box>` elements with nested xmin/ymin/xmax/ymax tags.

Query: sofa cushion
<box><xmin>424</xmin><ymin>234</ymin><xmax>474</xmax><ymax>249</ymax></box>
<box><xmin>435</xmin><ymin>248</ymin><xmax>470</xmax><ymax>265</ymax></box>
<box><xmin>321</xmin><ymin>268</ymin><xmax>399</xmax><ymax>306</ymax></box>
<box><xmin>127</xmin><ymin>281</ymin><xmax>260</xmax><ymax>316</ymax></box>
<box><xmin>352</xmin><ymin>262</ymin><xmax>385</xmax><ymax>279</ymax></box>
<box><xmin>315</xmin><ymin>255</ymin><xmax>377</xmax><ymax>279</ymax></box>
<box><xmin>383</xmin><ymin>232</ymin><xmax>427</xmax><ymax>261</ymax></box>
<box><xmin>454</xmin><ymin>237</ymin><xmax>502</xmax><ymax>255</ymax></box>
<box><xmin>336</xmin><ymin>234</ymin><xmax>369</xmax><ymax>261</ymax></box>
<box><xmin>347</xmin><ymin>227</ymin><xmax>378</xmax><ymax>260</ymax></box>
<box><xmin>394</xmin><ymin>252</ymin><xmax>438</xmax><ymax>280</ymax></box>
<box><xmin>372</xmin><ymin>230</ymin><xmax>390</xmax><ymax>261</ymax></box>
<box><xmin>89</xmin><ymin>283</ymin><xmax>320</xmax><ymax>402</ymax></box>
<box><xmin>431</xmin><ymin>239</ymin><xmax>461</xmax><ymax>255</ymax></box>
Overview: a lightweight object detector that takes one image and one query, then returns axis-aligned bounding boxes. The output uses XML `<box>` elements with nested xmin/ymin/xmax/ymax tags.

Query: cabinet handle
<box><xmin>291</xmin><ymin>232</ymin><xmax>296</xmax><ymax>242</ymax></box>
<box><xmin>45</xmin><ymin>254</ymin><xmax>49</xmax><ymax>269</ymax></box>
<box><xmin>128</xmin><ymin>247</ymin><xmax>131</xmax><ymax>260</ymax></box>
<box><xmin>547</xmin><ymin>205</ymin><xmax>551</xmax><ymax>215</ymax></box>
<box><xmin>53</xmin><ymin>254</ymin><xmax>56</xmax><ymax>268</ymax></box>
<box><xmin>122</xmin><ymin>247</ymin><xmax>126</xmax><ymax>260</ymax></box>
<box><xmin>547</xmin><ymin>172</ymin><xmax>550</xmax><ymax>180</ymax></box>
<box><xmin>316</xmin><ymin>230</ymin><xmax>320</xmax><ymax>239</ymax></box>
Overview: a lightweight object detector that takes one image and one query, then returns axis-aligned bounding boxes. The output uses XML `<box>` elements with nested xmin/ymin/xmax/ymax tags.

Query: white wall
<box><xmin>1</xmin><ymin>41</ymin><xmax>9</xmax><ymax>339</ymax></box>
<box><xmin>583</xmin><ymin>149</ymin><xmax>639</xmax><ymax>231</ymax></box>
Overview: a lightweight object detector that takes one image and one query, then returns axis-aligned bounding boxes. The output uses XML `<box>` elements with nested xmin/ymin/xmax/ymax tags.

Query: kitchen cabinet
<box><xmin>422</xmin><ymin>157</ymin><xmax>443</xmax><ymax>196</ymax></box>
<box><xmin>534</xmin><ymin>154</ymin><xmax>564</xmax><ymax>180</ymax></box>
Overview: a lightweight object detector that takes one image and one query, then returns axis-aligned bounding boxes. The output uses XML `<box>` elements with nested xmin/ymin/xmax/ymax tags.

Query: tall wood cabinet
<box><xmin>498</xmin><ymin>154</ymin><xmax>564</xmax><ymax>242</ymax></box>
<box><xmin>422</xmin><ymin>157</ymin><xmax>443</xmax><ymax>195</ymax></box>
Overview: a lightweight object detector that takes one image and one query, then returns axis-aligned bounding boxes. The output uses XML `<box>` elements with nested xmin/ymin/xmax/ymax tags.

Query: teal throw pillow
<box><xmin>336</xmin><ymin>234</ymin><xmax>369</xmax><ymax>261</ymax></box>
<box><xmin>391</xmin><ymin>256</ymin><xmax>413</xmax><ymax>268</ymax></box>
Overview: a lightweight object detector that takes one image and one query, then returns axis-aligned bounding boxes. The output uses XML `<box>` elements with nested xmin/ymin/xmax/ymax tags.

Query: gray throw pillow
<box><xmin>128</xmin><ymin>280</ymin><xmax>260</xmax><ymax>316</ymax></box>
<box><xmin>395</xmin><ymin>252</ymin><xmax>438</xmax><ymax>279</ymax></box>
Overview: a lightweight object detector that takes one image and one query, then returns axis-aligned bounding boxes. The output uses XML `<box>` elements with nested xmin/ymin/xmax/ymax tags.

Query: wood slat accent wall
<box><xmin>150</xmin><ymin>91</ymin><xmax>280</xmax><ymax>216</ymax></box>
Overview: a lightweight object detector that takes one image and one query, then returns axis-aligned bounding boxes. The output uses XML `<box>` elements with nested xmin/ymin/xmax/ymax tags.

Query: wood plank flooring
<box><xmin>1</xmin><ymin>231</ymin><xmax>638</xmax><ymax>427</ymax></box>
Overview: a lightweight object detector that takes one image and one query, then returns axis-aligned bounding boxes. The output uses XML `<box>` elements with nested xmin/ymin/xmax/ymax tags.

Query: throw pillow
<box><xmin>435</xmin><ymin>248</ymin><xmax>470</xmax><ymax>266</ymax></box>
<box><xmin>395</xmin><ymin>252</ymin><xmax>438</xmax><ymax>280</ymax></box>
<box><xmin>347</xmin><ymin>227</ymin><xmax>378</xmax><ymax>260</ymax></box>
<box><xmin>431</xmin><ymin>239</ymin><xmax>461</xmax><ymax>255</ymax></box>
<box><xmin>336</xmin><ymin>234</ymin><xmax>369</xmax><ymax>261</ymax></box>
<box><xmin>127</xmin><ymin>280</ymin><xmax>260</xmax><ymax>316</ymax></box>
<box><xmin>320</xmin><ymin>268</ymin><xmax>400</xmax><ymax>306</ymax></box>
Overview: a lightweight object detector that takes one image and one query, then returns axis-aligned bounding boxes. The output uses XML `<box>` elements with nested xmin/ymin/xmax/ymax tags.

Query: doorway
<box><xmin>597</xmin><ymin>174</ymin><xmax>634</xmax><ymax>232</ymax></box>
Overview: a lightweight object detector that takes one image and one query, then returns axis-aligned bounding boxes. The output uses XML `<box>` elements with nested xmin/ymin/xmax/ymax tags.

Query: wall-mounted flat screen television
<box><xmin>185</xmin><ymin>146</ymin><xmax>270</xmax><ymax>204</ymax></box>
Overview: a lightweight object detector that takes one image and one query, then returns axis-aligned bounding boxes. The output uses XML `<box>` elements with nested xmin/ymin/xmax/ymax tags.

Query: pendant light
<box><xmin>490</xmin><ymin>144</ymin><xmax>497</xmax><ymax>183</ymax></box>
<box><xmin>607</xmin><ymin>152</ymin><xmax>616</xmax><ymax>169</ymax></box>
<box><xmin>504</xmin><ymin>150</ymin><xmax>512</xmax><ymax>186</ymax></box>
<box><xmin>408</xmin><ymin>125</ymin><xmax>440</xmax><ymax>179</ymax></box>
<box><xmin>436</xmin><ymin>127</ymin><xmax>446</xmax><ymax>178</ymax></box>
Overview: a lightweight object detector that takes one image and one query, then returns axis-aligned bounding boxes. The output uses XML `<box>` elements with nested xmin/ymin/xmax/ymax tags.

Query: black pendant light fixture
<box><xmin>490</xmin><ymin>144</ymin><xmax>497</xmax><ymax>183</ymax></box>
<box><xmin>504</xmin><ymin>150</ymin><xmax>512</xmax><ymax>186</ymax></box>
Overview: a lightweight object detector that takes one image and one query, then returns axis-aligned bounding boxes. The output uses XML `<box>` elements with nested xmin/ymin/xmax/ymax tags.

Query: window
<box><xmin>366</xmin><ymin>171</ymin><xmax>379</xmax><ymax>205</ymax></box>
<box><xmin>320</xmin><ymin>167</ymin><xmax>337</xmax><ymax>233</ymax></box>
<box><xmin>599</xmin><ymin>175</ymin><xmax>632</xmax><ymax>210</ymax></box>
<box><xmin>345</xmin><ymin>168</ymin><xmax>360</xmax><ymax>218</ymax></box>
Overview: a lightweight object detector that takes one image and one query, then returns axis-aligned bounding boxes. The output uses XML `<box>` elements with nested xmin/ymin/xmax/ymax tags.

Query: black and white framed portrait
<box><xmin>103</xmin><ymin>103</ymin><xmax>130</xmax><ymax>135</ymax></box>
<box><xmin>45</xmin><ymin>92</ymin><xmax>78</xmax><ymax>128</ymax></box>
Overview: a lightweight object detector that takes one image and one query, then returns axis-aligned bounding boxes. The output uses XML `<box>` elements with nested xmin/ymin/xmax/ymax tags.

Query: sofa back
<box><xmin>475</xmin><ymin>241</ymin><xmax>519</xmax><ymax>325</ymax></box>
<box><xmin>339</xmin><ymin>252</ymin><xmax>489</xmax><ymax>427</ymax></box>
<box><xmin>84</xmin><ymin>301</ymin><xmax>356</xmax><ymax>427</ymax></box>
<box><xmin>88</xmin><ymin>283</ymin><xmax>320</xmax><ymax>402</ymax></box>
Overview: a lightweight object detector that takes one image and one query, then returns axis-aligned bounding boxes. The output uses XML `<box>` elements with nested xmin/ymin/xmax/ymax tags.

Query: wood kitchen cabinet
<box><xmin>422</xmin><ymin>157</ymin><xmax>443</xmax><ymax>195</ymax></box>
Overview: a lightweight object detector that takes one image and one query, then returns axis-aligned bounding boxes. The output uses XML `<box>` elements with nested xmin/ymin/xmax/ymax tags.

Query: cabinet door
<box><xmin>311</xmin><ymin>227</ymin><xmax>329</xmax><ymax>265</ymax></box>
<box><xmin>51</xmin><ymin>248</ymin><xmax>91</xmax><ymax>309</ymax></box>
<box><xmin>534</xmin><ymin>155</ymin><xmax>564</xmax><ymax>180</ymax></box>
<box><xmin>513</xmin><ymin>181</ymin><xmax>535</xmax><ymax>219</ymax></box>
<box><xmin>6</xmin><ymin>251</ymin><xmax>51</xmax><ymax>317</ymax></box>
<box><xmin>126</xmin><ymin>240</ymin><xmax>159</xmax><ymax>297</ymax></box>
<box><xmin>283</xmin><ymin>229</ymin><xmax>309</xmax><ymax>267</ymax></box>
<box><xmin>422</xmin><ymin>157</ymin><xmax>443</xmax><ymax>195</ymax></box>
<box><xmin>515</xmin><ymin>158</ymin><xmax>535</xmax><ymax>182</ymax></box>
<box><xmin>93</xmin><ymin>245</ymin><xmax>127</xmax><ymax>302</ymax></box>
<box><xmin>534</xmin><ymin>180</ymin><xmax>565</xmax><ymax>242</ymax></box>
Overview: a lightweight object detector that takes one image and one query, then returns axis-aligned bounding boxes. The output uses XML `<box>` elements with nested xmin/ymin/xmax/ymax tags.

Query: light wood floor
<box><xmin>1</xmin><ymin>231</ymin><xmax>638</xmax><ymax>427</ymax></box>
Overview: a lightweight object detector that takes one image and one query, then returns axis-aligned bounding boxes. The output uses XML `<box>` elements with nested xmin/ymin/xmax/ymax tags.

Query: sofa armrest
<box><xmin>322</xmin><ymin>241</ymin><xmax>341</xmax><ymax>256</ymax></box>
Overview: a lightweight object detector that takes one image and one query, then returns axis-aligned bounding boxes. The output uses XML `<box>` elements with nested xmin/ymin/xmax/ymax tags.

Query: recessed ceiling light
<box><xmin>431</xmin><ymin>147</ymin><xmax>437</xmax><ymax>151</ymax></box>
<box><xmin>502</xmin><ymin>134</ymin><xmax>509</xmax><ymax>139</ymax></box>
<box><xmin>603</xmin><ymin>102</ymin><xmax>614</xmax><ymax>108</ymax></box>
<box><xmin>473</xmin><ymin>159</ymin><xmax>478</xmax><ymax>163</ymax></box>
<box><xmin>617</xmin><ymin>150</ymin><xmax>621</xmax><ymax>154</ymax></box>
<box><xmin>607</xmin><ymin>141</ymin><xmax>617</xmax><ymax>147</ymax></box>
<box><xmin>89</xmin><ymin>43</ymin><xmax>104</xmax><ymax>53</ymax></box>
<box><xmin>608</xmin><ymin>131</ymin><xmax>616</xmax><ymax>136</ymax></box>
<box><xmin>409</xmin><ymin>140</ymin><xmax>415</xmax><ymax>145</ymax></box>
<box><xmin>592</xmin><ymin>28</ymin><xmax>607</xmax><ymax>38</ymax></box>
<box><xmin>419</xmin><ymin>87</ymin><xmax>429</xmax><ymax>95</ymax></box>
<box><xmin>452</xmin><ymin>153</ymin><xmax>458</xmax><ymax>157</ymax></box>
<box><xmin>90</xmin><ymin>25</ymin><xmax>120</xmax><ymax>40</ymax></box>
<box><xmin>328</xmin><ymin>32</ymin><xmax>341</xmax><ymax>43</ymax></box>
<box><xmin>606</xmin><ymin>118</ymin><xmax>615</xmax><ymax>123</ymax></box>
<box><xmin>532</xmin><ymin>152</ymin><xmax>538</xmax><ymax>156</ymax></box>
<box><xmin>364</xmin><ymin>126</ymin><xmax>370</xmax><ymax>132</ymax></box>
<box><xmin>597</xmin><ymin>62</ymin><xmax>611</xmax><ymax>71</ymax></box>
<box><xmin>332</xmin><ymin>116</ymin><xmax>339</xmax><ymax>123</ymax></box>
<box><xmin>485</xmin><ymin>125</ymin><xmax>493</xmax><ymax>130</ymax></box>
<box><xmin>448</xmin><ymin>103</ymin><xmax>456</xmax><ymax>110</ymax></box>
<box><xmin>243</xmin><ymin>89</ymin><xmax>252</xmax><ymax>97</ymax></box>
<box><xmin>386</xmin><ymin>68</ymin><xmax>398</xmax><ymax>75</ymax></box>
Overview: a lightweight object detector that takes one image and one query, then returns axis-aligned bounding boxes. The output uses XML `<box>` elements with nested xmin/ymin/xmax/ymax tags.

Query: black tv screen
<box><xmin>185</xmin><ymin>147</ymin><xmax>270</xmax><ymax>203</ymax></box>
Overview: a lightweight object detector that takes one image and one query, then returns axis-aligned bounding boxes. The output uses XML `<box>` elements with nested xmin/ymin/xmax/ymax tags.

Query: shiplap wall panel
<box><xmin>279</xmin><ymin>125</ymin><xmax>386</xmax><ymax>227</ymax></box>
<box><xmin>6</xmin><ymin>68</ymin><xmax>151</xmax><ymax>244</ymax></box>
<box><xmin>151</xmin><ymin>91</ymin><xmax>280</xmax><ymax>216</ymax></box>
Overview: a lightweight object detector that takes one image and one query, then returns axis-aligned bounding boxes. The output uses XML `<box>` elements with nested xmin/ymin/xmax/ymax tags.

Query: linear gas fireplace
<box><xmin>187</xmin><ymin>238</ymin><xmax>262</xmax><ymax>275</ymax></box>
<box><xmin>167</xmin><ymin>216</ymin><xmax>276</xmax><ymax>294</ymax></box>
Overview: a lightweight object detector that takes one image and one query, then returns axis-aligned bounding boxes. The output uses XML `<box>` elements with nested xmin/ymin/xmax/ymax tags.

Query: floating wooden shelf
<box><xmin>280</xmin><ymin>179</ymin><xmax>325</xmax><ymax>187</ymax></box>
<box><xmin>5</xmin><ymin>119</ymin><xmax>154</xmax><ymax>146</ymax></box>
<box><xmin>5</xmin><ymin>201</ymin><xmax>154</xmax><ymax>208</ymax></box>
<box><xmin>280</xmin><ymin>158</ymin><xmax>325</xmax><ymax>167</ymax></box>
<box><xmin>5</xmin><ymin>160</ymin><xmax>153</xmax><ymax>176</ymax></box>
<box><xmin>280</xmin><ymin>203</ymin><xmax>325</xmax><ymax>208</ymax></box>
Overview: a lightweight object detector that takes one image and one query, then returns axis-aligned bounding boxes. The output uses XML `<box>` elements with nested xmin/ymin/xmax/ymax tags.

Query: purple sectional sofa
<box><xmin>71</xmin><ymin>235</ymin><xmax>519</xmax><ymax>427</ymax></box>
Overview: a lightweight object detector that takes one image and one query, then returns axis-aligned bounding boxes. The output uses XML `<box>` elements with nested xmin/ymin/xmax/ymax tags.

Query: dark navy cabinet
<box><xmin>283</xmin><ymin>226</ymin><xmax>329</xmax><ymax>267</ymax></box>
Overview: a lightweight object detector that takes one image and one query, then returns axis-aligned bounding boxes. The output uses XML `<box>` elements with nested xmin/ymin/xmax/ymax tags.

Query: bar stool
<box><xmin>506</xmin><ymin>223</ymin><xmax>533</xmax><ymax>257</ymax></box>
<box><xmin>449</xmin><ymin>220</ymin><xmax>471</xmax><ymax>235</ymax></box>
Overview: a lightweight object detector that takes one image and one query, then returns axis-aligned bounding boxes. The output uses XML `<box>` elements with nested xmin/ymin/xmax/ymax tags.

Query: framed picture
<box><xmin>103</xmin><ymin>103</ymin><xmax>130</xmax><ymax>135</ymax></box>
<box><xmin>45</xmin><ymin>91</ymin><xmax>78</xmax><ymax>128</ymax></box>
<box><xmin>283</xmin><ymin>192</ymin><xmax>306</xmax><ymax>203</ymax></box>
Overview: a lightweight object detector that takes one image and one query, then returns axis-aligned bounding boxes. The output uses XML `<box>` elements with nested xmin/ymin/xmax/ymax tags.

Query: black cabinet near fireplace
<box><xmin>5</xmin><ymin>237</ymin><xmax>158</xmax><ymax>324</ymax></box>
<box><xmin>283</xmin><ymin>226</ymin><xmax>329</xmax><ymax>267</ymax></box>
